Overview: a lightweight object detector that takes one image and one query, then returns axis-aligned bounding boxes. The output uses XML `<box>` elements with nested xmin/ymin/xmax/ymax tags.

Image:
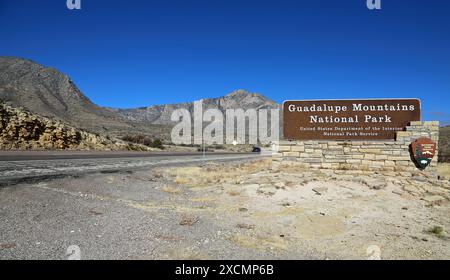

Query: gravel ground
<box><xmin>0</xmin><ymin>159</ymin><xmax>449</xmax><ymax>260</ymax></box>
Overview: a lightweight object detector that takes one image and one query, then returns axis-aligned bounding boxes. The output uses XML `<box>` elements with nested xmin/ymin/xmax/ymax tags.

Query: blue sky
<box><xmin>0</xmin><ymin>0</ymin><xmax>449</xmax><ymax>123</ymax></box>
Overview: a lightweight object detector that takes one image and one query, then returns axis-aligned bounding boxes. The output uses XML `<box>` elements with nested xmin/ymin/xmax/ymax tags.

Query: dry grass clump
<box><xmin>236</xmin><ymin>223</ymin><xmax>255</xmax><ymax>230</ymax></box>
<box><xmin>227</xmin><ymin>190</ymin><xmax>242</xmax><ymax>196</ymax></box>
<box><xmin>338</xmin><ymin>164</ymin><xmax>352</xmax><ymax>171</ymax></box>
<box><xmin>179</xmin><ymin>214</ymin><xmax>199</xmax><ymax>226</ymax></box>
<box><xmin>272</xmin><ymin>163</ymin><xmax>307</xmax><ymax>173</ymax></box>
<box><xmin>428</xmin><ymin>225</ymin><xmax>447</xmax><ymax>239</ymax></box>
<box><xmin>284</xmin><ymin>181</ymin><xmax>296</xmax><ymax>187</ymax></box>
<box><xmin>161</xmin><ymin>185</ymin><xmax>182</xmax><ymax>194</ymax></box>
<box><xmin>152</xmin><ymin>171</ymin><xmax>164</xmax><ymax>179</ymax></box>
<box><xmin>166</xmin><ymin>159</ymin><xmax>272</xmax><ymax>188</ymax></box>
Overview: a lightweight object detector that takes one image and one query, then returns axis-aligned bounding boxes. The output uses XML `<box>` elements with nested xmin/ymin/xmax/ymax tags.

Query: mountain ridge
<box><xmin>0</xmin><ymin>56</ymin><xmax>279</xmax><ymax>131</ymax></box>
<box><xmin>111</xmin><ymin>89</ymin><xmax>280</xmax><ymax>125</ymax></box>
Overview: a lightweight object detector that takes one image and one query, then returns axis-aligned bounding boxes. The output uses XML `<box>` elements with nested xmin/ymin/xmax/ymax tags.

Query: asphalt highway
<box><xmin>0</xmin><ymin>151</ymin><xmax>265</xmax><ymax>187</ymax></box>
<box><xmin>0</xmin><ymin>150</ymin><xmax>253</xmax><ymax>161</ymax></box>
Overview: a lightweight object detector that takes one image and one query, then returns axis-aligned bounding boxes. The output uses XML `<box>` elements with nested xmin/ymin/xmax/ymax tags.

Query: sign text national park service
<box><xmin>283</xmin><ymin>99</ymin><xmax>421</xmax><ymax>140</ymax></box>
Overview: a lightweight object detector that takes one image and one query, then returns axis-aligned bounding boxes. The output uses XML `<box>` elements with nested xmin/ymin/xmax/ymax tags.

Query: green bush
<box><xmin>152</xmin><ymin>139</ymin><xmax>164</xmax><ymax>149</ymax></box>
<box><xmin>121</xmin><ymin>135</ymin><xmax>164</xmax><ymax>149</ymax></box>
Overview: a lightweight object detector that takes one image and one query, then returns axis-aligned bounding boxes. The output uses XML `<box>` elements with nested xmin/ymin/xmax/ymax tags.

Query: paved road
<box><xmin>0</xmin><ymin>150</ymin><xmax>252</xmax><ymax>161</ymax></box>
<box><xmin>0</xmin><ymin>151</ymin><xmax>265</xmax><ymax>187</ymax></box>
<box><xmin>0</xmin><ymin>151</ymin><xmax>289</xmax><ymax>260</ymax></box>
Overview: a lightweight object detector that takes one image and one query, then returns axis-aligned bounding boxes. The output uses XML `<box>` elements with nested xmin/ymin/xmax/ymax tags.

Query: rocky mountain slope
<box><xmin>0</xmin><ymin>56</ymin><xmax>169</xmax><ymax>138</ymax></box>
<box><xmin>439</xmin><ymin>126</ymin><xmax>450</xmax><ymax>162</ymax></box>
<box><xmin>0</xmin><ymin>102</ymin><xmax>151</xmax><ymax>151</ymax></box>
<box><xmin>112</xmin><ymin>89</ymin><xmax>279</xmax><ymax>125</ymax></box>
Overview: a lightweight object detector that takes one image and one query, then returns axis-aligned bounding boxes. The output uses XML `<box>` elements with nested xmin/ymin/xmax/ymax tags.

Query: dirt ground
<box><xmin>438</xmin><ymin>163</ymin><xmax>450</xmax><ymax>180</ymax></box>
<box><xmin>1</xmin><ymin>159</ymin><xmax>449</xmax><ymax>260</ymax></box>
<box><xmin>156</xmin><ymin>160</ymin><xmax>450</xmax><ymax>259</ymax></box>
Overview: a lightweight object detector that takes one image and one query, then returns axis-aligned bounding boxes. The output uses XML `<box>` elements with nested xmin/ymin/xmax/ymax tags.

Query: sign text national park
<box><xmin>283</xmin><ymin>99</ymin><xmax>421</xmax><ymax>140</ymax></box>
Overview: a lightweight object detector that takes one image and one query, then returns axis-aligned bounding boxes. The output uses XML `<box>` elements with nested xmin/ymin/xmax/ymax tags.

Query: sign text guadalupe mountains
<box><xmin>283</xmin><ymin>99</ymin><xmax>421</xmax><ymax>140</ymax></box>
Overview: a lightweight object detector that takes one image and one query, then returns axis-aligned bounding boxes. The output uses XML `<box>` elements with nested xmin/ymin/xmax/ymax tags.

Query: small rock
<box><xmin>280</xmin><ymin>217</ymin><xmax>295</xmax><ymax>226</ymax></box>
<box><xmin>274</xmin><ymin>182</ymin><xmax>286</xmax><ymax>189</ymax></box>
<box><xmin>257</xmin><ymin>184</ymin><xmax>277</xmax><ymax>196</ymax></box>
<box><xmin>89</xmin><ymin>208</ymin><xmax>104</xmax><ymax>215</ymax></box>
<box><xmin>280</xmin><ymin>200</ymin><xmax>292</xmax><ymax>207</ymax></box>
<box><xmin>312</xmin><ymin>187</ymin><xmax>328</xmax><ymax>195</ymax></box>
<box><xmin>0</xmin><ymin>243</ymin><xmax>16</xmax><ymax>249</ymax></box>
<box><xmin>421</xmin><ymin>195</ymin><xmax>446</xmax><ymax>206</ymax></box>
<box><xmin>364</xmin><ymin>179</ymin><xmax>387</xmax><ymax>190</ymax></box>
<box><xmin>403</xmin><ymin>185</ymin><xmax>421</xmax><ymax>196</ymax></box>
<box><xmin>351</xmin><ymin>176</ymin><xmax>366</xmax><ymax>184</ymax></box>
<box><xmin>411</xmin><ymin>176</ymin><xmax>428</xmax><ymax>183</ymax></box>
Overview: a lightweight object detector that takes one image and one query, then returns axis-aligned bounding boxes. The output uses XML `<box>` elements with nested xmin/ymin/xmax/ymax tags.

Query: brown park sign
<box><xmin>283</xmin><ymin>99</ymin><xmax>421</xmax><ymax>140</ymax></box>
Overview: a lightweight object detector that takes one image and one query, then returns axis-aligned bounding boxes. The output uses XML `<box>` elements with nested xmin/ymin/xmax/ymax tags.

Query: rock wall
<box><xmin>272</xmin><ymin>121</ymin><xmax>439</xmax><ymax>175</ymax></box>
<box><xmin>0</xmin><ymin>103</ymin><xmax>151</xmax><ymax>151</ymax></box>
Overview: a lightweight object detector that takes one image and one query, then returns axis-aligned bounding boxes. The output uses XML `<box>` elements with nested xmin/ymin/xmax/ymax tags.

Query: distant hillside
<box><xmin>0</xmin><ymin>56</ymin><xmax>169</xmax><ymax>139</ymax></box>
<box><xmin>111</xmin><ymin>89</ymin><xmax>280</xmax><ymax>125</ymax></box>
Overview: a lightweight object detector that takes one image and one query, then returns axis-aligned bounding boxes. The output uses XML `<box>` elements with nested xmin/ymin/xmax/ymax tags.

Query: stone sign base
<box><xmin>272</xmin><ymin>121</ymin><xmax>439</xmax><ymax>175</ymax></box>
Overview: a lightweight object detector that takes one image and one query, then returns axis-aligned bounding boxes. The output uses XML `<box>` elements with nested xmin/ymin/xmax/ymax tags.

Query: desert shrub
<box><xmin>151</xmin><ymin>139</ymin><xmax>164</xmax><ymax>149</ymax></box>
<box><xmin>178</xmin><ymin>143</ymin><xmax>200</xmax><ymax>148</ymax></box>
<box><xmin>212</xmin><ymin>144</ymin><xmax>225</xmax><ymax>150</ymax></box>
<box><xmin>121</xmin><ymin>134</ymin><xmax>164</xmax><ymax>149</ymax></box>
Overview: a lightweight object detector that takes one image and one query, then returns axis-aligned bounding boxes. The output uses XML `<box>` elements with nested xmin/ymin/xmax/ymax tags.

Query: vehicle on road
<box><xmin>252</xmin><ymin>146</ymin><xmax>262</xmax><ymax>153</ymax></box>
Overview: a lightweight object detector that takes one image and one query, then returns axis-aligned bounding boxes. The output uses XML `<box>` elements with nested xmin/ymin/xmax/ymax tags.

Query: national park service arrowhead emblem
<box><xmin>411</xmin><ymin>137</ymin><xmax>436</xmax><ymax>169</ymax></box>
